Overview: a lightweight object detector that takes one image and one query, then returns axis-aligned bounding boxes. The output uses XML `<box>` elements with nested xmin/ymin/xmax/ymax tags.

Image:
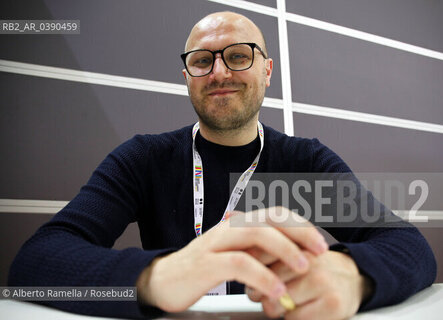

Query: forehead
<box><xmin>187</xmin><ymin>15</ymin><xmax>262</xmax><ymax>51</ymax></box>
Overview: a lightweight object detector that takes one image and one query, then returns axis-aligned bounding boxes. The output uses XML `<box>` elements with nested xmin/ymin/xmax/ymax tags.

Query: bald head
<box><xmin>185</xmin><ymin>11</ymin><xmax>268</xmax><ymax>55</ymax></box>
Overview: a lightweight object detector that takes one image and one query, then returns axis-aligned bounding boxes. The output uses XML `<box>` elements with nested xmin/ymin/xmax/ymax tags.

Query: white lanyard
<box><xmin>192</xmin><ymin>122</ymin><xmax>264</xmax><ymax>295</ymax></box>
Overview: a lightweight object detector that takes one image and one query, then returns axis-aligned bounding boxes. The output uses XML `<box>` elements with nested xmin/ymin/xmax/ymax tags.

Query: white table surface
<box><xmin>1</xmin><ymin>284</ymin><xmax>442</xmax><ymax>319</ymax></box>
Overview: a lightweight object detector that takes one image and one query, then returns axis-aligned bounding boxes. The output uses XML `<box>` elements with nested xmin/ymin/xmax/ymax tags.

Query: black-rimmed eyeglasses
<box><xmin>181</xmin><ymin>42</ymin><xmax>268</xmax><ymax>77</ymax></box>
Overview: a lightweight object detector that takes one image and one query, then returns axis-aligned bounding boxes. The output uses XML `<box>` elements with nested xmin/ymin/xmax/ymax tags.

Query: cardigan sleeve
<box><xmin>8</xmin><ymin>135</ymin><xmax>175</xmax><ymax>319</ymax></box>
<box><xmin>309</xmin><ymin>138</ymin><xmax>437</xmax><ymax>311</ymax></box>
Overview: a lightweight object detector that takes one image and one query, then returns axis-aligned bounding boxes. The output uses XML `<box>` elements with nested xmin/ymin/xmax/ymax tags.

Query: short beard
<box><xmin>189</xmin><ymin>81</ymin><xmax>264</xmax><ymax>132</ymax></box>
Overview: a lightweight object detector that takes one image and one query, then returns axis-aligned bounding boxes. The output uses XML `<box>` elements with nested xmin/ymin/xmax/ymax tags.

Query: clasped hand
<box><xmin>246</xmin><ymin>248</ymin><xmax>369</xmax><ymax>319</ymax></box>
<box><xmin>137</xmin><ymin>207</ymin><xmax>369</xmax><ymax>319</ymax></box>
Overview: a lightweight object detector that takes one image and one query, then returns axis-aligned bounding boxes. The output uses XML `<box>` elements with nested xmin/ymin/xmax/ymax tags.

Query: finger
<box><xmin>245</xmin><ymin>285</ymin><xmax>263</xmax><ymax>302</ymax></box>
<box><xmin>285</xmin><ymin>294</ymin><xmax>344</xmax><ymax>320</ymax></box>
<box><xmin>246</xmin><ymin>262</ymin><xmax>297</xmax><ymax>307</ymax></box>
<box><xmin>245</xmin><ymin>249</ymin><xmax>323</xmax><ymax>302</ymax></box>
<box><xmin>213</xmin><ymin>251</ymin><xmax>287</xmax><ymax>300</ymax></box>
<box><xmin>209</xmin><ymin>223</ymin><xmax>309</xmax><ymax>274</ymax></box>
<box><xmin>269</xmin><ymin>261</ymin><xmax>296</xmax><ymax>283</ymax></box>
<box><xmin>261</xmin><ymin>207</ymin><xmax>329</xmax><ymax>255</ymax></box>
<box><xmin>287</xmin><ymin>268</ymin><xmax>330</xmax><ymax>306</ymax></box>
<box><xmin>262</xmin><ymin>268</ymin><xmax>328</xmax><ymax>318</ymax></box>
<box><xmin>225</xmin><ymin>208</ymin><xmax>327</xmax><ymax>256</ymax></box>
<box><xmin>261</xmin><ymin>295</ymin><xmax>287</xmax><ymax>319</ymax></box>
<box><xmin>245</xmin><ymin>247</ymin><xmax>278</xmax><ymax>265</ymax></box>
<box><xmin>247</xmin><ymin>250</ymin><xmax>320</xmax><ymax>305</ymax></box>
<box><xmin>270</xmin><ymin>250</ymin><xmax>318</xmax><ymax>283</ymax></box>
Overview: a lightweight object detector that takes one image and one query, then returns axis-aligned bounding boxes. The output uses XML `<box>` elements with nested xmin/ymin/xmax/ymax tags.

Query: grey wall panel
<box><xmin>259</xmin><ymin>107</ymin><xmax>284</xmax><ymax>132</ymax></box>
<box><xmin>0</xmin><ymin>0</ymin><xmax>282</xmax><ymax>99</ymax></box>
<box><xmin>287</xmin><ymin>0</ymin><xmax>443</xmax><ymax>52</ymax></box>
<box><xmin>0</xmin><ymin>73</ymin><xmax>194</xmax><ymax>200</ymax></box>
<box><xmin>288</xmin><ymin>23</ymin><xmax>443</xmax><ymax>125</ymax></box>
<box><xmin>419</xmin><ymin>228</ymin><xmax>443</xmax><ymax>283</ymax></box>
<box><xmin>292</xmin><ymin>113</ymin><xmax>443</xmax><ymax>172</ymax></box>
<box><xmin>247</xmin><ymin>0</ymin><xmax>276</xmax><ymax>7</ymax></box>
<box><xmin>0</xmin><ymin>72</ymin><xmax>283</xmax><ymax>200</ymax></box>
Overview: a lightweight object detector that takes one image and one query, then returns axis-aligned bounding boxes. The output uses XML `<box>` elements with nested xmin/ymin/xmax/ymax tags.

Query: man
<box><xmin>9</xmin><ymin>11</ymin><xmax>436</xmax><ymax>320</ymax></box>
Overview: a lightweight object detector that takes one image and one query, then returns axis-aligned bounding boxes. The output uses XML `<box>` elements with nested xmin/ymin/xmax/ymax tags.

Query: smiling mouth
<box><xmin>208</xmin><ymin>89</ymin><xmax>238</xmax><ymax>96</ymax></box>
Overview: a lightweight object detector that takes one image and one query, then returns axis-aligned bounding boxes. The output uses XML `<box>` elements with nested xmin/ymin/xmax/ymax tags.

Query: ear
<box><xmin>265</xmin><ymin>58</ymin><xmax>273</xmax><ymax>87</ymax></box>
<box><xmin>182</xmin><ymin>69</ymin><xmax>188</xmax><ymax>84</ymax></box>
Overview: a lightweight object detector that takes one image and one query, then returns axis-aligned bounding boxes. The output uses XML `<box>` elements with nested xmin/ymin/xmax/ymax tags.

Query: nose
<box><xmin>209</xmin><ymin>53</ymin><xmax>232</xmax><ymax>82</ymax></box>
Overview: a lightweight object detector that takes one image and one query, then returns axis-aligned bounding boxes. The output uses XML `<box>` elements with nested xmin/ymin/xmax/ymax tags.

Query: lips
<box><xmin>208</xmin><ymin>89</ymin><xmax>238</xmax><ymax>96</ymax></box>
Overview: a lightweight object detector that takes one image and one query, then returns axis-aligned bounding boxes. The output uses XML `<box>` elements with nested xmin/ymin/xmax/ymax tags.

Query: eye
<box><xmin>231</xmin><ymin>53</ymin><xmax>248</xmax><ymax>59</ymax></box>
<box><xmin>188</xmin><ymin>52</ymin><xmax>213</xmax><ymax>68</ymax></box>
<box><xmin>193</xmin><ymin>57</ymin><xmax>212</xmax><ymax>67</ymax></box>
<box><xmin>227</xmin><ymin>52</ymin><xmax>251</xmax><ymax>65</ymax></box>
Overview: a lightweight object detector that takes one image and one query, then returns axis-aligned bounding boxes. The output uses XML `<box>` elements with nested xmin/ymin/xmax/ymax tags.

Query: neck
<box><xmin>198</xmin><ymin>119</ymin><xmax>259</xmax><ymax>146</ymax></box>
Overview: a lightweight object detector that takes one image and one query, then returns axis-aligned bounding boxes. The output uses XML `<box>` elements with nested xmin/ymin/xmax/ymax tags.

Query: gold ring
<box><xmin>279</xmin><ymin>293</ymin><xmax>296</xmax><ymax>311</ymax></box>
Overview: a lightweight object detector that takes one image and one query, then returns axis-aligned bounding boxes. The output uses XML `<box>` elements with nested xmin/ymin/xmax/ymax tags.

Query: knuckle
<box><xmin>324</xmin><ymin>292</ymin><xmax>344</xmax><ymax>313</ymax></box>
<box><xmin>266</xmin><ymin>206</ymin><xmax>281</xmax><ymax>222</ymax></box>
<box><xmin>306</xmin><ymin>231</ymin><xmax>322</xmax><ymax>247</ymax></box>
<box><xmin>275</xmin><ymin>206</ymin><xmax>285</xmax><ymax>213</ymax></box>
<box><xmin>242</xmin><ymin>226</ymin><xmax>259</xmax><ymax>239</ymax></box>
<box><xmin>299</xmin><ymin>223</ymin><xmax>315</xmax><ymax>236</ymax></box>
<box><xmin>256</xmin><ymin>270</ymin><xmax>274</xmax><ymax>287</ymax></box>
<box><xmin>291</xmin><ymin>211</ymin><xmax>309</xmax><ymax>225</ymax></box>
<box><xmin>285</xmin><ymin>241</ymin><xmax>299</xmax><ymax>255</ymax></box>
<box><xmin>275</xmin><ymin>206</ymin><xmax>288</xmax><ymax>218</ymax></box>
<box><xmin>229</xmin><ymin>252</ymin><xmax>249</xmax><ymax>268</ymax></box>
<box><xmin>311</xmin><ymin>271</ymin><xmax>329</xmax><ymax>287</ymax></box>
<box><xmin>310</xmin><ymin>227</ymin><xmax>323</xmax><ymax>240</ymax></box>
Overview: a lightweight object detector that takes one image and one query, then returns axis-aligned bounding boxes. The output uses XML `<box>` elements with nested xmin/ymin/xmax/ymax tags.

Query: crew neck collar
<box><xmin>195</xmin><ymin>130</ymin><xmax>260</xmax><ymax>152</ymax></box>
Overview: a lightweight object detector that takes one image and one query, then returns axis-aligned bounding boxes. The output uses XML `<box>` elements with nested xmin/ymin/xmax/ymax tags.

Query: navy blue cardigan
<box><xmin>9</xmin><ymin>124</ymin><xmax>436</xmax><ymax>318</ymax></box>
